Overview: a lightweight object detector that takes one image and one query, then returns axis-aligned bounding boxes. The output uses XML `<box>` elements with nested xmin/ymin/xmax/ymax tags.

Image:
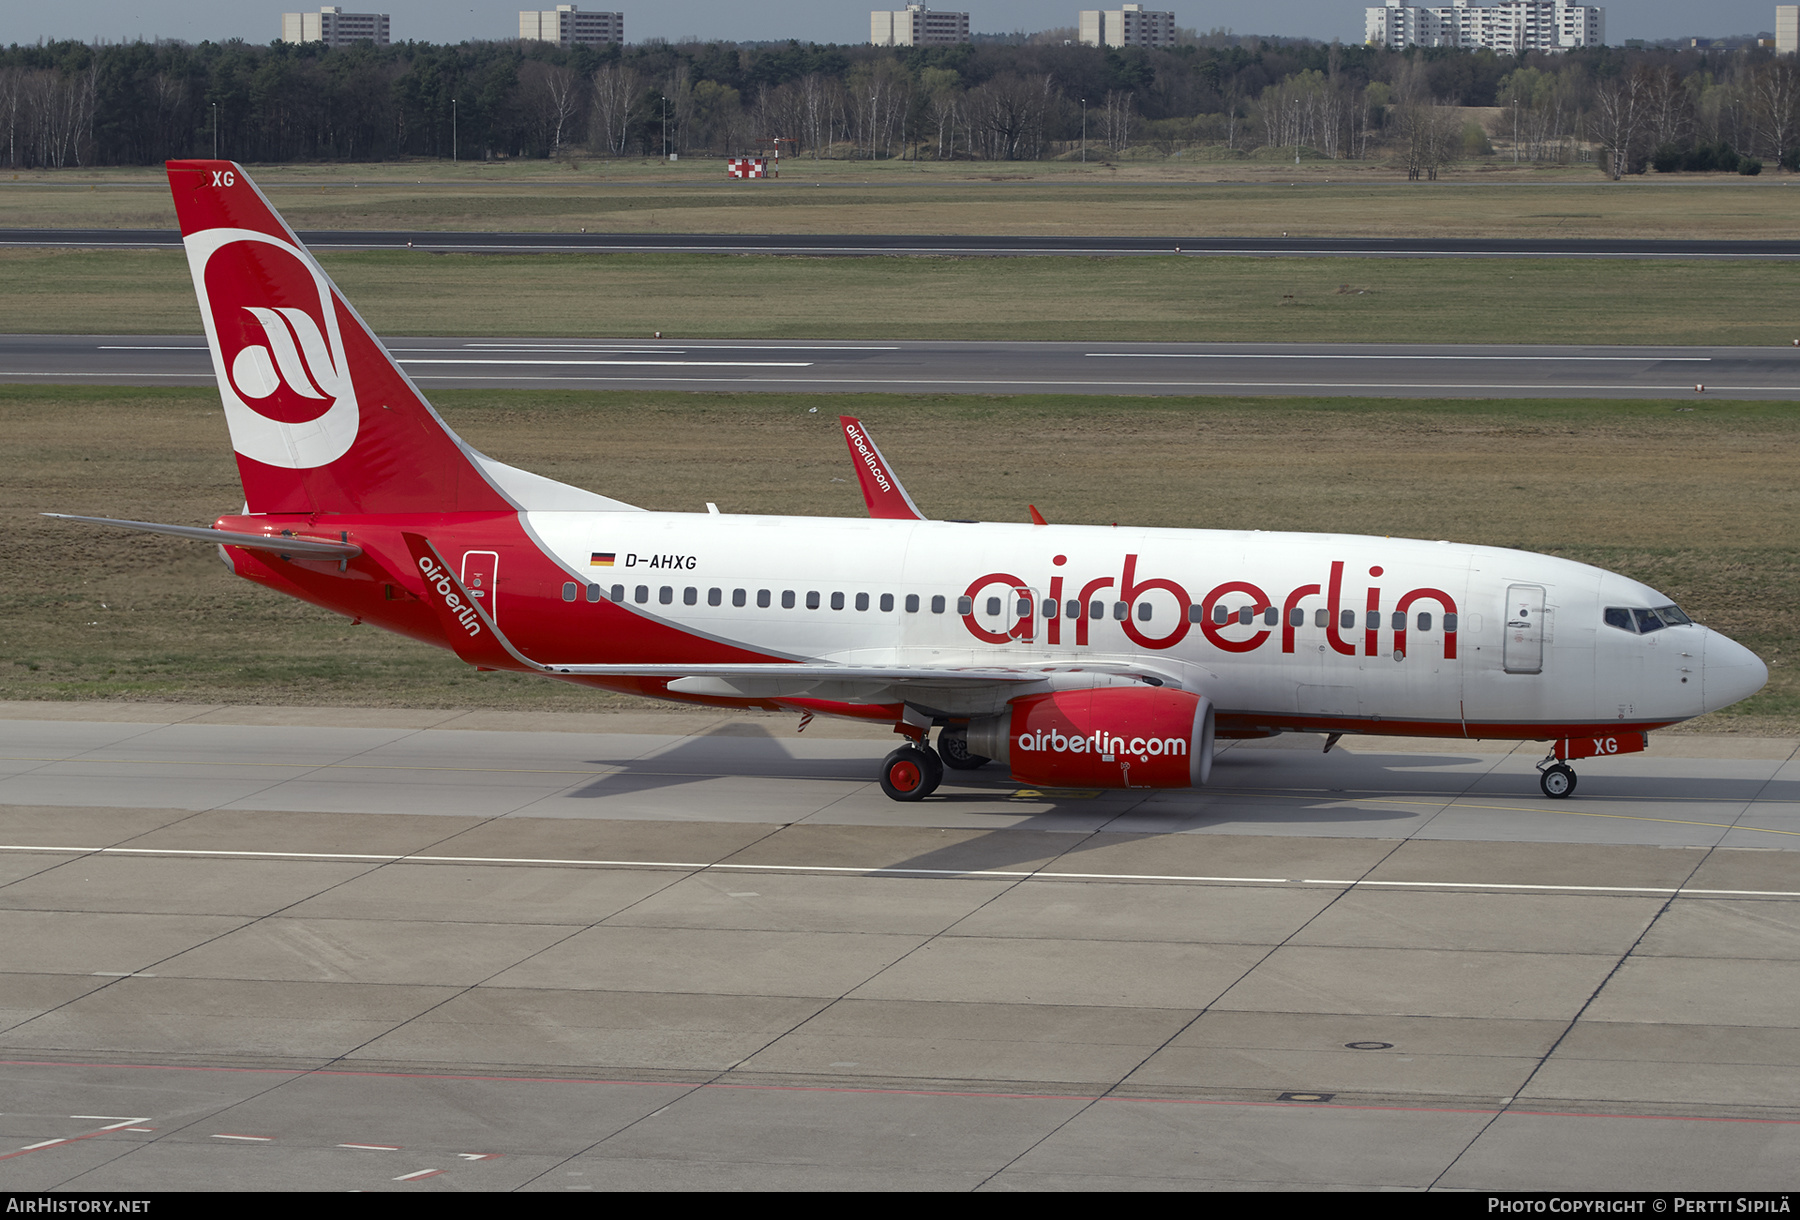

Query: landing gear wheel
<box><xmin>1540</xmin><ymin>763</ymin><xmax>1577</xmax><ymax>799</ymax></box>
<box><xmin>937</xmin><ymin>726</ymin><xmax>990</xmax><ymax>771</ymax></box>
<box><xmin>880</xmin><ymin>746</ymin><xmax>943</xmax><ymax>801</ymax></box>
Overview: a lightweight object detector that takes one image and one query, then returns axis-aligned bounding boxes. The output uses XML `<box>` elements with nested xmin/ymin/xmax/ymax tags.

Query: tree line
<box><xmin>2</xmin><ymin>34</ymin><xmax>1796</xmax><ymax>173</ymax></box>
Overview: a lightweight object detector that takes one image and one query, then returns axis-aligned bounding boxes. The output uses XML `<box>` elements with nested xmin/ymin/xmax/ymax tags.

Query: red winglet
<box><xmin>1028</xmin><ymin>504</ymin><xmax>1049</xmax><ymax>526</ymax></box>
<box><xmin>839</xmin><ymin>417</ymin><xmax>925</xmax><ymax>521</ymax></box>
<box><xmin>400</xmin><ymin>532</ymin><xmax>535</xmax><ymax>672</ymax></box>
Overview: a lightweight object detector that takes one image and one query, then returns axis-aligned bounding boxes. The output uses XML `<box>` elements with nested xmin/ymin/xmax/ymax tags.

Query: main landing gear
<box><xmin>936</xmin><ymin>725</ymin><xmax>991</xmax><ymax>772</ymax></box>
<box><xmin>880</xmin><ymin>744</ymin><xmax>943</xmax><ymax>801</ymax></box>
<box><xmin>1536</xmin><ymin>759</ymin><xmax>1578</xmax><ymax>799</ymax></box>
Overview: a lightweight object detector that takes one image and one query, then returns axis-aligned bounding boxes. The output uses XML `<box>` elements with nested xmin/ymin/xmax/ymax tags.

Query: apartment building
<box><xmin>1078</xmin><ymin>5</ymin><xmax>1177</xmax><ymax>48</ymax></box>
<box><xmin>871</xmin><ymin>5</ymin><xmax>972</xmax><ymax>46</ymax></box>
<box><xmin>1365</xmin><ymin>0</ymin><xmax>1604</xmax><ymax>52</ymax></box>
<box><xmin>280</xmin><ymin>7</ymin><xmax>390</xmax><ymax>46</ymax></box>
<box><xmin>520</xmin><ymin>6</ymin><xmax>625</xmax><ymax>46</ymax></box>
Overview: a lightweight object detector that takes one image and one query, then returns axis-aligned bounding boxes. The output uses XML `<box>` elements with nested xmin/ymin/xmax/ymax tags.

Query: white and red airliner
<box><xmin>53</xmin><ymin>161</ymin><xmax>1769</xmax><ymax>801</ymax></box>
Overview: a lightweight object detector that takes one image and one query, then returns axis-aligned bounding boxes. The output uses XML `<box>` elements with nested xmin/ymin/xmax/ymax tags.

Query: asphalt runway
<box><xmin>8</xmin><ymin>334</ymin><xmax>1797</xmax><ymax>400</ymax></box>
<box><xmin>1</xmin><ymin>702</ymin><xmax>1796</xmax><ymax>1191</ymax></box>
<box><xmin>6</xmin><ymin>229</ymin><xmax>1800</xmax><ymax>259</ymax></box>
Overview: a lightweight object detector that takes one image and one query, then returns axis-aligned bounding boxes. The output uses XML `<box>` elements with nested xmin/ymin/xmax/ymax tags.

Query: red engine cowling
<box><xmin>967</xmin><ymin>687</ymin><xmax>1215</xmax><ymax>789</ymax></box>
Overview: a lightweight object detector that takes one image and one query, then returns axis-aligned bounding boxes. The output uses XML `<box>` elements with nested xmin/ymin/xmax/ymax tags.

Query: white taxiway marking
<box><xmin>395</xmin><ymin>358</ymin><xmax>814</xmax><ymax>368</ymax></box>
<box><xmin>1084</xmin><ymin>352</ymin><xmax>1715</xmax><ymax>362</ymax></box>
<box><xmin>395</xmin><ymin>1168</ymin><xmax>444</xmax><ymax>1180</ymax></box>
<box><xmin>213</xmin><ymin>1133</ymin><xmax>273</xmax><ymax>1141</ymax></box>
<box><xmin>0</xmin><ymin>843</ymin><xmax>1793</xmax><ymax>898</ymax></box>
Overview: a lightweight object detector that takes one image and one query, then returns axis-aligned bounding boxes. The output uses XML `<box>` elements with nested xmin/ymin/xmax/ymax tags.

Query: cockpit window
<box><xmin>1606</xmin><ymin>604</ymin><xmax>1694</xmax><ymax>634</ymax></box>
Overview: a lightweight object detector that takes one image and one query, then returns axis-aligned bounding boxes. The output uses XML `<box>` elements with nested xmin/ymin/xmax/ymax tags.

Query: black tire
<box><xmin>880</xmin><ymin>746</ymin><xmax>943</xmax><ymax>801</ymax></box>
<box><xmin>937</xmin><ymin>726</ymin><xmax>990</xmax><ymax>771</ymax></box>
<box><xmin>1540</xmin><ymin>764</ymin><xmax>1577</xmax><ymax>799</ymax></box>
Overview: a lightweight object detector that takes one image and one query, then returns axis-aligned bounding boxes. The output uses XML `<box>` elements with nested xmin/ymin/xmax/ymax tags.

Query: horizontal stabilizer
<box><xmin>44</xmin><ymin>513</ymin><xmax>361</xmax><ymax>560</ymax></box>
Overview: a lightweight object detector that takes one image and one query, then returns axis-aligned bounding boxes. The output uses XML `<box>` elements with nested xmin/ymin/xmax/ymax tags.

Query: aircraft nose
<box><xmin>1703</xmin><ymin>630</ymin><xmax>1768</xmax><ymax>713</ymax></box>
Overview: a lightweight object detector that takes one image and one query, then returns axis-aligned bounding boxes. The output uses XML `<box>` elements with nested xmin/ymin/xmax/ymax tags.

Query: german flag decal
<box><xmin>590</xmin><ymin>552</ymin><xmax>615</xmax><ymax>567</ymax></box>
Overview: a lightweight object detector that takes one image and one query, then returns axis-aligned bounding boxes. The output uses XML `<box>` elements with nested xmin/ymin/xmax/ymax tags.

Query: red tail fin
<box><xmin>167</xmin><ymin>160</ymin><xmax>513</xmax><ymax>516</ymax></box>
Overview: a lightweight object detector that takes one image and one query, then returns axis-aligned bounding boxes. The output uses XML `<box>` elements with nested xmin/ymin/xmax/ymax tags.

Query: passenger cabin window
<box><xmin>905</xmin><ymin>594</ymin><xmax>920</xmax><ymax>613</ymax></box>
<box><xmin>1443</xmin><ymin>613</ymin><xmax>1458</xmax><ymax>632</ymax></box>
<box><xmin>1263</xmin><ymin>607</ymin><xmax>1279</xmax><ymax>626</ymax></box>
<box><xmin>855</xmin><ymin>593</ymin><xmax>869</xmax><ymax>611</ymax></box>
<box><xmin>1340</xmin><ymin>609</ymin><xmax>1355</xmax><ymax>630</ymax></box>
<box><xmin>610</xmin><ymin>584</ymin><xmax>625</xmax><ymax>602</ymax></box>
<box><xmin>1138</xmin><ymin>603</ymin><xmax>1153</xmax><ymax>622</ymax></box>
<box><xmin>931</xmin><ymin>595</ymin><xmax>946</xmax><ymax>614</ymax></box>
<box><xmin>732</xmin><ymin>588</ymin><xmax>746</xmax><ymax>607</ymax></box>
<box><xmin>1289</xmin><ymin>607</ymin><xmax>1305</xmax><ymax>628</ymax></box>
<box><xmin>683</xmin><ymin>587</ymin><xmax>697</xmax><ymax>606</ymax></box>
<box><xmin>986</xmin><ymin>597</ymin><xmax>1001</xmax><ymax>616</ymax></box>
<box><xmin>562</xmin><ymin>582</ymin><xmax>577</xmax><ymax>602</ymax></box>
<box><xmin>830</xmin><ymin>592</ymin><xmax>845</xmax><ymax>611</ymax></box>
<box><xmin>708</xmin><ymin>588</ymin><xmax>722</xmax><ymax>606</ymax></box>
<box><xmin>1417</xmin><ymin>612</ymin><xmax>1432</xmax><ymax>631</ymax></box>
<box><xmin>781</xmin><ymin>590</ymin><xmax>796</xmax><ymax>609</ymax></box>
<box><xmin>586</xmin><ymin>584</ymin><xmax>601</xmax><ymax>603</ymax></box>
<box><xmin>880</xmin><ymin>593</ymin><xmax>894</xmax><ymax>612</ymax></box>
<box><xmin>1315</xmin><ymin>609</ymin><xmax>1328</xmax><ymax>628</ymax></box>
<box><xmin>659</xmin><ymin>586</ymin><xmax>673</xmax><ymax>604</ymax></box>
<box><xmin>806</xmin><ymin>591</ymin><xmax>820</xmax><ymax>610</ymax></box>
<box><xmin>757</xmin><ymin>589</ymin><xmax>771</xmax><ymax>608</ymax></box>
<box><xmin>635</xmin><ymin>585</ymin><xmax>650</xmax><ymax>604</ymax></box>
<box><xmin>957</xmin><ymin>596</ymin><xmax>974</xmax><ymax>615</ymax></box>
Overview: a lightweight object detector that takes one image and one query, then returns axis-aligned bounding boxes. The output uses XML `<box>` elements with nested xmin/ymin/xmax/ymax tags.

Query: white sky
<box><xmin>2</xmin><ymin>2</ymin><xmax>1781</xmax><ymax>50</ymax></box>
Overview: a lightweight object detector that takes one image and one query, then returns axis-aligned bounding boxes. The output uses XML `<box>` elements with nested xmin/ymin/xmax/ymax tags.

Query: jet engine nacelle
<box><xmin>967</xmin><ymin>687</ymin><xmax>1215</xmax><ymax>789</ymax></box>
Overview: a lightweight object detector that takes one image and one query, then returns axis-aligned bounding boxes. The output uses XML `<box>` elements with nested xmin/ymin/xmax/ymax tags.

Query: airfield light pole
<box><xmin>452</xmin><ymin>97</ymin><xmax>457</xmax><ymax>162</ymax></box>
<box><xmin>1081</xmin><ymin>98</ymin><xmax>1086</xmax><ymax>163</ymax></box>
<box><xmin>662</xmin><ymin>96</ymin><xmax>668</xmax><ymax>159</ymax></box>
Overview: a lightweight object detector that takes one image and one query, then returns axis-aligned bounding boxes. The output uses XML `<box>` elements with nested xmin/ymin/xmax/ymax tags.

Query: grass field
<box><xmin>4</xmin><ymin>247</ymin><xmax>1797</xmax><ymax>346</ymax></box>
<box><xmin>3</xmin><ymin>386</ymin><xmax>1793</xmax><ymax>732</ymax></box>
<box><xmin>2</xmin><ymin>159</ymin><xmax>1796</xmax><ymax>239</ymax></box>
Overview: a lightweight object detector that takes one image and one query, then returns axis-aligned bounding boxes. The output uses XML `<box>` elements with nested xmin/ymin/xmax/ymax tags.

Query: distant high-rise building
<box><xmin>280</xmin><ymin>7</ymin><xmax>390</xmax><ymax>46</ymax></box>
<box><xmin>871</xmin><ymin>5</ymin><xmax>971</xmax><ymax>46</ymax></box>
<box><xmin>520</xmin><ymin>5</ymin><xmax>624</xmax><ymax>46</ymax></box>
<box><xmin>1078</xmin><ymin>5</ymin><xmax>1177</xmax><ymax>48</ymax></box>
<box><xmin>1365</xmin><ymin>1</ymin><xmax>1603</xmax><ymax>52</ymax></box>
<box><xmin>1778</xmin><ymin>5</ymin><xmax>1798</xmax><ymax>53</ymax></box>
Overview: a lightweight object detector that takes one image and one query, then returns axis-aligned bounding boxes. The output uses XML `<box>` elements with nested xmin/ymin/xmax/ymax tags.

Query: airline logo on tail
<box><xmin>185</xmin><ymin>227</ymin><xmax>359</xmax><ymax>469</ymax></box>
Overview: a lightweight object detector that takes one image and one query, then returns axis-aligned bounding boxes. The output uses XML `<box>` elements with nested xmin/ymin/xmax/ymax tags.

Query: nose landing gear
<box><xmin>1537</xmin><ymin>760</ymin><xmax>1578</xmax><ymax>799</ymax></box>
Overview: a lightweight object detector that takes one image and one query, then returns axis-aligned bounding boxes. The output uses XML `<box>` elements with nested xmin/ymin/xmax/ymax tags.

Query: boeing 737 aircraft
<box><xmin>51</xmin><ymin>161</ymin><xmax>1768</xmax><ymax>801</ymax></box>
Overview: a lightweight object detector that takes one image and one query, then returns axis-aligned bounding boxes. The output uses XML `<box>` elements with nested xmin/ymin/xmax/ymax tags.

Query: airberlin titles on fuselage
<box><xmin>958</xmin><ymin>553</ymin><xmax>1458</xmax><ymax>657</ymax></box>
